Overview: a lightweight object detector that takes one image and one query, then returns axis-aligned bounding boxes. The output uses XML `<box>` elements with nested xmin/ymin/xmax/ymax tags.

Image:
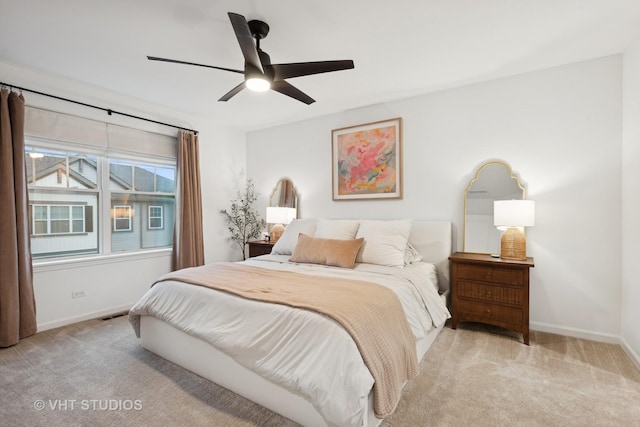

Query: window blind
<box><xmin>24</xmin><ymin>107</ymin><xmax>177</xmax><ymax>160</ymax></box>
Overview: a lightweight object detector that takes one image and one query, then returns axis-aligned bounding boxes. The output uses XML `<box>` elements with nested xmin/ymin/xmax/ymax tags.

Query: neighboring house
<box><xmin>26</xmin><ymin>150</ymin><xmax>175</xmax><ymax>258</ymax></box>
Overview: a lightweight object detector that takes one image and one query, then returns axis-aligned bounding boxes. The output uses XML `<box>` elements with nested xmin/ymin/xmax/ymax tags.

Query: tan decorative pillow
<box><xmin>290</xmin><ymin>233</ymin><xmax>364</xmax><ymax>268</ymax></box>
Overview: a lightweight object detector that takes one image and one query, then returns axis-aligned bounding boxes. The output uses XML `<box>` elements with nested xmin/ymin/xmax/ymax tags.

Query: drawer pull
<box><xmin>485</xmin><ymin>271</ymin><xmax>493</xmax><ymax>280</ymax></box>
<box><xmin>485</xmin><ymin>290</ymin><xmax>492</xmax><ymax>298</ymax></box>
<box><xmin>485</xmin><ymin>308</ymin><xmax>491</xmax><ymax>314</ymax></box>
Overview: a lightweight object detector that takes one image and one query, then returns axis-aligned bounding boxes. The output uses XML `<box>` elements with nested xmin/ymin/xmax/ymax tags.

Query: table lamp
<box><xmin>494</xmin><ymin>200</ymin><xmax>535</xmax><ymax>260</ymax></box>
<box><xmin>266</xmin><ymin>207</ymin><xmax>296</xmax><ymax>243</ymax></box>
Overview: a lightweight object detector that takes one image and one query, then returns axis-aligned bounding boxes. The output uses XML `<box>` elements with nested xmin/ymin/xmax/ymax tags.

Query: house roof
<box><xmin>26</xmin><ymin>156</ymin><xmax>174</xmax><ymax>192</ymax></box>
<box><xmin>2</xmin><ymin>1</ymin><xmax>640</xmax><ymax>132</ymax></box>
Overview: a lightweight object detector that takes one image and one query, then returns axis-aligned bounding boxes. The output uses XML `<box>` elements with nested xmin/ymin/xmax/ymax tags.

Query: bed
<box><xmin>129</xmin><ymin>219</ymin><xmax>452</xmax><ymax>427</ymax></box>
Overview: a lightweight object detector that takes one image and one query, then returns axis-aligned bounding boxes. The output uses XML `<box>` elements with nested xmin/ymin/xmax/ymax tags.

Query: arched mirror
<box><xmin>463</xmin><ymin>161</ymin><xmax>525</xmax><ymax>254</ymax></box>
<box><xmin>269</xmin><ymin>178</ymin><xmax>298</xmax><ymax>211</ymax></box>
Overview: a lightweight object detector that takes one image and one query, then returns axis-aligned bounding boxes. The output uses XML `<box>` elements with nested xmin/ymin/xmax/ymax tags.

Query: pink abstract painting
<box><xmin>332</xmin><ymin>118</ymin><xmax>401</xmax><ymax>200</ymax></box>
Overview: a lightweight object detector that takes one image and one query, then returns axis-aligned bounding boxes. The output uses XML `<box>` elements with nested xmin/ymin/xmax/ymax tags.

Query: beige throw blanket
<box><xmin>154</xmin><ymin>262</ymin><xmax>419</xmax><ymax>418</ymax></box>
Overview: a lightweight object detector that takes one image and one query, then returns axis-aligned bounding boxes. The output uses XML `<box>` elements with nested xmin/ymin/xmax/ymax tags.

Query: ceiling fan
<box><xmin>147</xmin><ymin>12</ymin><xmax>355</xmax><ymax>105</ymax></box>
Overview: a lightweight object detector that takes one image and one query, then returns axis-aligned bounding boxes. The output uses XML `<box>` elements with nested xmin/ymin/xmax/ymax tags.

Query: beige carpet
<box><xmin>1</xmin><ymin>316</ymin><xmax>639</xmax><ymax>427</ymax></box>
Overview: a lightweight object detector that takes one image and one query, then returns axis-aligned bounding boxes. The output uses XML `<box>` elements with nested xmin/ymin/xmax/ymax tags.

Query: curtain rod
<box><xmin>0</xmin><ymin>81</ymin><xmax>198</xmax><ymax>135</ymax></box>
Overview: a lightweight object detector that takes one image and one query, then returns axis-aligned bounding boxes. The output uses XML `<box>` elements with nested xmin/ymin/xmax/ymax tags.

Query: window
<box><xmin>148</xmin><ymin>206</ymin><xmax>163</xmax><ymax>229</ymax></box>
<box><xmin>113</xmin><ymin>205</ymin><xmax>132</xmax><ymax>231</ymax></box>
<box><xmin>26</xmin><ymin>146</ymin><xmax>100</xmax><ymax>258</ymax></box>
<box><xmin>26</xmin><ymin>143</ymin><xmax>176</xmax><ymax>259</ymax></box>
<box><xmin>109</xmin><ymin>158</ymin><xmax>175</xmax><ymax>253</ymax></box>
<box><xmin>32</xmin><ymin>204</ymin><xmax>87</xmax><ymax>235</ymax></box>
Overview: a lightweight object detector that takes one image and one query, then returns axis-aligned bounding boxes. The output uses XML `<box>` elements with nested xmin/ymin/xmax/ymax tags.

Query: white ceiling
<box><xmin>2</xmin><ymin>0</ymin><xmax>640</xmax><ymax>133</ymax></box>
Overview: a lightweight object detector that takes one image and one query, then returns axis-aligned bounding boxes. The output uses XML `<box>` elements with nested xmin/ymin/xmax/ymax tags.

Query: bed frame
<box><xmin>139</xmin><ymin>220</ymin><xmax>452</xmax><ymax>427</ymax></box>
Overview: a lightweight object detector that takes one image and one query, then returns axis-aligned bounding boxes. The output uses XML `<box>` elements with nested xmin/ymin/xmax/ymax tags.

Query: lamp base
<box><xmin>270</xmin><ymin>223</ymin><xmax>285</xmax><ymax>244</ymax></box>
<box><xmin>500</xmin><ymin>227</ymin><xmax>527</xmax><ymax>260</ymax></box>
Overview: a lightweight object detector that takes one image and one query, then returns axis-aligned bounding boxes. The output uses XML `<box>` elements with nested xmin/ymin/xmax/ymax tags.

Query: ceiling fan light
<box><xmin>246</xmin><ymin>76</ymin><xmax>271</xmax><ymax>92</ymax></box>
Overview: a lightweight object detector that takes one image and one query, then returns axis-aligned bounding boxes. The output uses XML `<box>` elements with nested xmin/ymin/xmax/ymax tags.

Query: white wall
<box><xmin>199</xmin><ymin>125</ymin><xmax>247</xmax><ymax>263</ymax></box>
<box><xmin>248</xmin><ymin>55</ymin><xmax>623</xmax><ymax>342</ymax></box>
<box><xmin>622</xmin><ymin>39</ymin><xmax>640</xmax><ymax>366</ymax></box>
<box><xmin>33</xmin><ymin>251</ymin><xmax>172</xmax><ymax>330</ymax></box>
<box><xmin>0</xmin><ymin>60</ymin><xmax>246</xmax><ymax>330</ymax></box>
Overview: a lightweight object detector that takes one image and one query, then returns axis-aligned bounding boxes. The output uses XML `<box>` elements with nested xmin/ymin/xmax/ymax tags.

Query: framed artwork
<box><xmin>332</xmin><ymin>117</ymin><xmax>402</xmax><ymax>200</ymax></box>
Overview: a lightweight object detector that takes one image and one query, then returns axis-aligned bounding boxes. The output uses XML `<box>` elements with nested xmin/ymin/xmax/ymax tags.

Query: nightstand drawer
<box><xmin>248</xmin><ymin>241</ymin><xmax>274</xmax><ymax>258</ymax></box>
<box><xmin>457</xmin><ymin>281</ymin><xmax>525</xmax><ymax>306</ymax></box>
<box><xmin>457</xmin><ymin>264</ymin><xmax>524</xmax><ymax>285</ymax></box>
<box><xmin>457</xmin><ymin>300</ymin><xmax>523</xmax><ymax>329</ymax></box>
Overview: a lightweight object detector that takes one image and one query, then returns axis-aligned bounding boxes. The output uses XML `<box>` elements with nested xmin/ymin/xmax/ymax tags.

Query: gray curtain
<box><xmin>0</xmin><ymin>89</ymin><xmax>37</xmax><ymax>347</ymax></box>
<box><xmin>172</xmin><ymin>130</ymin><xmax>205</xmax><ymax>270</ymax></box>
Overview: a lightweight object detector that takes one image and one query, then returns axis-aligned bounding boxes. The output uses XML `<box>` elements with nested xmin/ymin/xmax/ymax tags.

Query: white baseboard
<box><xmin>531</xmin><ymin>321</ymin><xmax>640</xmax><ymax>371</ymax></box>
<box><xmin>620</xmin><ymin>337</ymin><xmax>640</xmax><ymax>372</ymax></box>
<box><xmin>36</xmin><ymin>304</ymin><xmax>132</xmax><ymax>332</ymax></box>
<box><xmin>530</xmin><ymin>321</ymin><xmax>620</xmax><ymax>344</ymax></box>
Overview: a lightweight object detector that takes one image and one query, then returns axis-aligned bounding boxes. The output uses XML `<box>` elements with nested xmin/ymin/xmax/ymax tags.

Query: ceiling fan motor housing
<box><xmin>248</xmin><ymin>20</ymin><xmax>270</xmax><ymax>40</ymax></box>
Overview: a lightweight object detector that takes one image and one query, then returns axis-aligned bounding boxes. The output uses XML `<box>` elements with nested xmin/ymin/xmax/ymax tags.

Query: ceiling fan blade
<box><xmin>227</xmin><ymin>12</ymin><xmax>263</xmax><ymax>73</ymax></box>
<box><xmin>147</xmin><ymin>56</ymin><xmax>243</xmax><ymax>74</ymax></box>
<box><xmin>271</xmin><ymin>60</ymin><xmax>354</xmax><ymax>80</ymax></box>
<box><xmin>271</xmin><ymin>80</ymin><xmax>315</xmax><ymax>105</ymax></box>
<box><xmin>218</xmin><ymin>81</ymin><xmax>246</xmax><ymax>102</ymax></box>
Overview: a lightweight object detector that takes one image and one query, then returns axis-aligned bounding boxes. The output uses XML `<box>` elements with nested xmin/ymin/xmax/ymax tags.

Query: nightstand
<box><xmin>247</xmin><ymin>240</ymin><xmax>274</xmax><ymax>258</ymax></box>
<box><xmin>449</xmin><ymin>252</ymin><xmax>534</xmax><ymax>345</ymax></box>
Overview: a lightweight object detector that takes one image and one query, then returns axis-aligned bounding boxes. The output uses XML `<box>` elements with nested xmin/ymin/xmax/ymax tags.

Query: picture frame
<box><xmin>332</xmin><ymin>117</ymin><xmax>402</xmax><ymax>200</ymax></box>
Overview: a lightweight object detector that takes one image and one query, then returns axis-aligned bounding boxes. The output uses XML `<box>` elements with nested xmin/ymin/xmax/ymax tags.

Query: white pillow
<box><xmin>314</xmin><ymin>219</ymin><xmax>360</xmax><ymax>240</ymax></box>
<box><xmin>271</xmin><ymin>219</ymin><xmax>317</xmax><ymax>255</ymax></box>
<box><xmin>404</xmin><ymin>242</ymin><xmax>424</xmax><ymax>265</ymax></box>
<box><xmin>356</xmin><ymin>219</ymin><xmax>413</xmax><ymax>267</ymax></box>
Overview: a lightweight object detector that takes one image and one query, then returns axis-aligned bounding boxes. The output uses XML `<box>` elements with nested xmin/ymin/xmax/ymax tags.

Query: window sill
<box><xmin>33</xmin><ymin>248</ymin><xmax>172</xmax><ymax>272</ymax></box>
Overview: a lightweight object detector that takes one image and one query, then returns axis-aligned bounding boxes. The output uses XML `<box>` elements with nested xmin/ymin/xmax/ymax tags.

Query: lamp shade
<box><xmin>266</xmin><ymin>207</ymin><xmax>296</xmax><ymax>225</ymax></box>
<box><xmin>494</xmin><ymin>200</ymin><xmax>535</xmax><ymax>227</ymax></box>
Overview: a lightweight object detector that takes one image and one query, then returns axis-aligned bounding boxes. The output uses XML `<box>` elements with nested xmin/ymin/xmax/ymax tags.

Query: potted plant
<box><xmin>220</xmin><ymin>179</ymin><xmax>266</xmax><ymax>260</ymax></box>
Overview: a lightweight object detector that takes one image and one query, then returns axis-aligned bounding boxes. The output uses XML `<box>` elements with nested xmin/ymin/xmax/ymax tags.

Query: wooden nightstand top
<box><xmin>449</xmin><ymin>252</ymin><xmax>534</xmax><ymax>268</ymax></box>
<box><xmin>247</xmin><ymin>240</ymin><xmax>274</xmax><ymax>246</ymax></box>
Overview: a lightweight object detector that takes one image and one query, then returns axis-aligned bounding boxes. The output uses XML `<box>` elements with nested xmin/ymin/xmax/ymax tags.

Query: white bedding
<box><xmin>129</xmin><ymin>256</ymin><xmax>450</xmax><ymax>427</ymax></box>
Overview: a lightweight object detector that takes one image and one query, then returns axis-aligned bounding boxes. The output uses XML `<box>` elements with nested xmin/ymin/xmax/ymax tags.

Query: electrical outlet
<box><xmin>71</xmin><ymin>291</ymin><xmax>86</xmax><ymax>299</ymax></box>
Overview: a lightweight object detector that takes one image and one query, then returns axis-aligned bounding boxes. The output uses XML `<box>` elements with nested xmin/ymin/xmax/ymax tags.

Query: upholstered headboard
<box><xmin>408</xmin><ymin>220</ymin><xmax>452</xmax><ymax>293</ymax></box>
